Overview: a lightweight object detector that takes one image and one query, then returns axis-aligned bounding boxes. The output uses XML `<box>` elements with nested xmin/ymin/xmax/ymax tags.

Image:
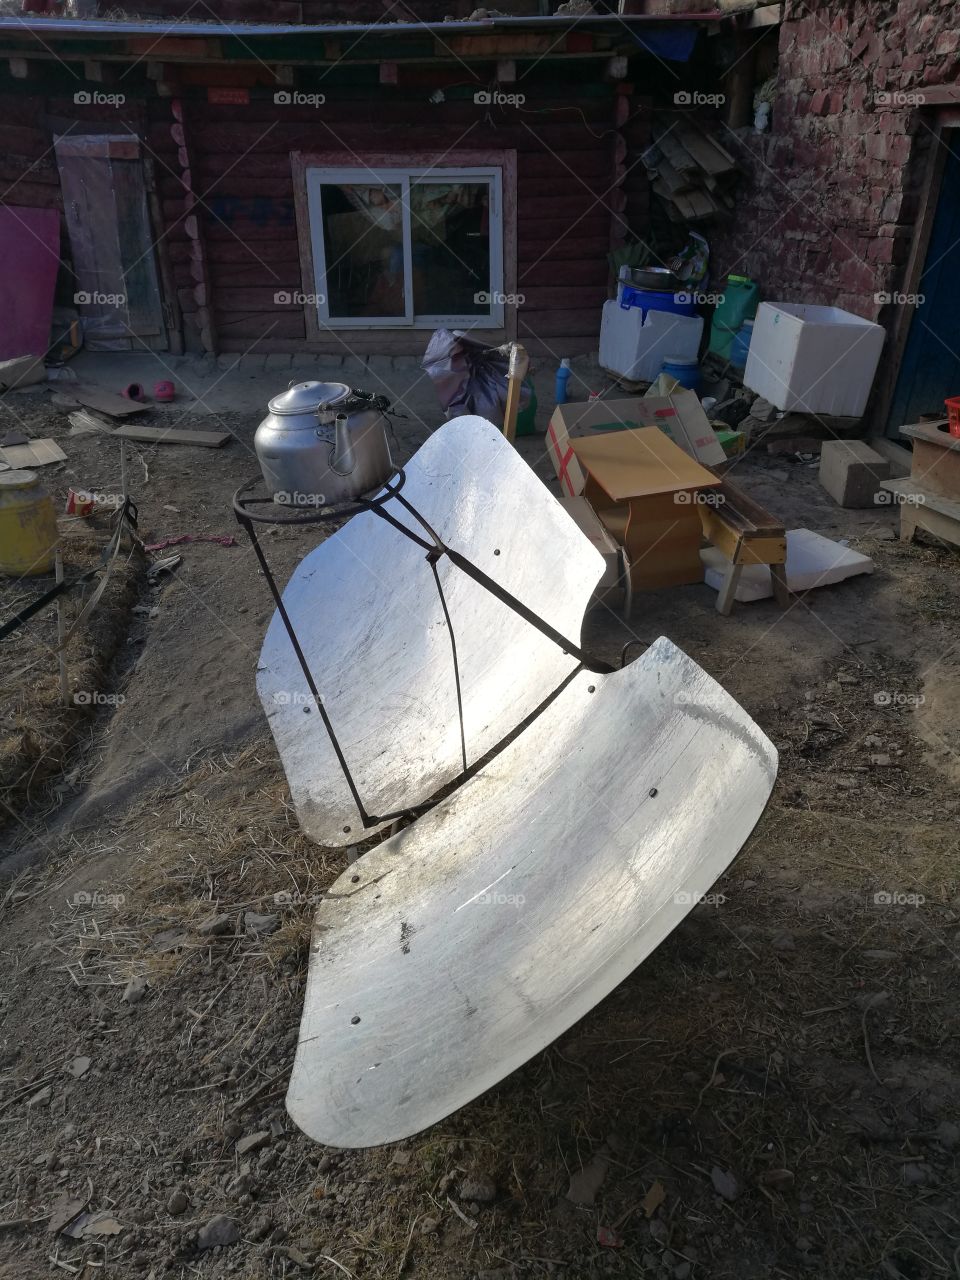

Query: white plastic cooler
<box><xmin>743</xmin><ymin>302</ymin><xmax>884</xmax><ymax>418</ymax></box>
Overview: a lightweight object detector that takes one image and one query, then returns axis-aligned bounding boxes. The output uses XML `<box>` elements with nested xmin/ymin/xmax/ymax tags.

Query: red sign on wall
<box><xmin>207</xmin><ymin>87</ymin><xmax>250</xmax><ymax>105</ymax></box>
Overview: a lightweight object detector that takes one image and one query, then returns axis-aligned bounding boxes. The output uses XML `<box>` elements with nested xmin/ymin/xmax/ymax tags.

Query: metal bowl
<box><xmin>629</xmin><ymin>266</ymin><xmax>681</xmax><ymax>292</ymax></box>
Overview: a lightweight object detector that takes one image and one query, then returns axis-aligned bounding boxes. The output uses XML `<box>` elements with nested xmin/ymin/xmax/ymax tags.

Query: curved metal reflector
<box><xmin>286</xmin><ymin>637</ymin><xmax>778</xmax><ymax>1148</ymax></box>
<box><xmin>257</xmin><ymin>416</ymin><xmax>604</xmax><ymax>847</ymax></box>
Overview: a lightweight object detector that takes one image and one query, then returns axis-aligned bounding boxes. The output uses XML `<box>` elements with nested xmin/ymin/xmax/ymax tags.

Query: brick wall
<box><xmin>711</xmin><ymin>0</ymin><xmax>960</xmax><ymax>322</ymax></box>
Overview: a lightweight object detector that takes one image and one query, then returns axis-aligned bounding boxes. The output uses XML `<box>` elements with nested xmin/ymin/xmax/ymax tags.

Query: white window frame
<box><xmin>305</xmin><ymin>165</ymin><xmax>504</xmax><ymax>329</ymax></box>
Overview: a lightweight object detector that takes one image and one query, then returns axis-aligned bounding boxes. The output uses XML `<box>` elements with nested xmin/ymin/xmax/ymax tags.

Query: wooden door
<box><xmin>54</xmin><ymin>134</ymin><xmax>166</xmax><ymax>351</ymax></box>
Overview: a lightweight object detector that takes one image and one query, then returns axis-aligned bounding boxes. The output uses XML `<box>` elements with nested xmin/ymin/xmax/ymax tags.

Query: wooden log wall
<box><xmin>0</xmin><ymin>64</ymin><xmax>651</xmax><ymax>357</ymax></box>
<box><xmin>147</xmin><ymin>75</ymin><xmax>648</xmax><ymax>355</ymax></box>
<box><xmin>622</xmin><ymin>91</ymin><xmax>653</xmax><ymax>251</ymax></box>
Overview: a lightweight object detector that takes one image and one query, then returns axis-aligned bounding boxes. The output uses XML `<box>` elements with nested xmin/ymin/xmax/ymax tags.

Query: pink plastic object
<box><xmin>122</xmin><ymin>382</ymin><xmax>147</xmax><ymax>402</ymax></box>
<box><xmin>154</xmin><ymin>379</ymin><xmax>175</xmax><ymax>402</ymax></box>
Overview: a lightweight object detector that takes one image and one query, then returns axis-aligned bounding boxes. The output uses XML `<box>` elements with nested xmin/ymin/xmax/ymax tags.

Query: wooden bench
<box><xmin>697</xmin><ymin>478</ymin><xmax>790</xmax><ymax>615</ymax></box>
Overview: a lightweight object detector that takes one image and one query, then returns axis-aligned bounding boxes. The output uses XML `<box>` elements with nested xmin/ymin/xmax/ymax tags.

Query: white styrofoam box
<box><xmin>701</xmin><ymin>528</ymin><xmax>874</xmax><ymax>603</ymax></box>
<box><xmin>743</xmin><ymin>302</ymin><xmax>884</xmax><ymax>418</ymax></box>
<box><xmin>599</xmin><ymin>299</ymin><xmax>703</xmax><ymax>383</ymax></box>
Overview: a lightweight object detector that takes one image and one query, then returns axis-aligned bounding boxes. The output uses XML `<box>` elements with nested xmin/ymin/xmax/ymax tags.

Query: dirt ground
<box><xmin>0</xmin><ymin>379</ymin><xmax>959</xmax><ymax>1280</ymax></box>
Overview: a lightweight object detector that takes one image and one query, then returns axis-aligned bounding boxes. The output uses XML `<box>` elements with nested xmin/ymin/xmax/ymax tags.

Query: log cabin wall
<box><xmin>0</xmin><ymin>54</ymin><xmax>648</xmax><ymax>358</ymax></box>
<box><xmin>144</xmin><ymin>64</ymin><xmax>647</xmax><ymax>357</ymax></box>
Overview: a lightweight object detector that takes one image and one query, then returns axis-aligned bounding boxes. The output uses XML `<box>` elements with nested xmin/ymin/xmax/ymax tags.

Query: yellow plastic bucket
<box><xmin>0</xmin><ymin>469</ymin><xmax>59</xmax><ymax>577</ymax></box>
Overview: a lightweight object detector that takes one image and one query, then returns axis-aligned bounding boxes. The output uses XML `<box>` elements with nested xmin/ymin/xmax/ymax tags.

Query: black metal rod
<box><xmin>233</xmin><ymin>468</ymin><xmax>612</xmax><ymax>838</ymax></box>
<box><xmin>428</xmin><ymin>554</ymin><xmax>468</xmax><ymax>776</ymax></box>
<box><xmin>237</xmin><ymin>510</ymin><xmax>373</xmax><ymax>831</ymax></box>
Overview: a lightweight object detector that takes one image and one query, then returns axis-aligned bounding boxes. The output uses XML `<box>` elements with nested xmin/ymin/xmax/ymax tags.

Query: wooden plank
<box><xmin>769</xmin><ymin>563</ymin><xmax>792</xmax><ymax>607</ymax></box>
<box><xmin>715</xmin><ymin>563</ymin><xmax>743</xmax><ymax>616</ymax></box>
<box><xmin>880</xmin><ymin>477</ymin><xmax>960</xmax><ymax>519</ymax></box>
<box><xmin>674</xmin><ymin>123</ymin><xmax>737</xmax><ymax>175</ymax></box>
<box><xmin>909</xmin><ymin>439</ymin><xmax>960</xmax><ymax>501</ymax></box>
<box><xmin>656</xmin><ymin>158</ymin><xmax>694</xmax><ymax>196</ymax></box>
<box><xmin>738</xmin><ymin>536</ymin><xmax>788</xmax><ymax>566</ymax></box>
<box><xmin>55</xmin><ymin>139</ymin><xmax>129</xmax><ymax>345</ymax></box>
<box><xmin>0</xmin><ymin>438</ymin><xmax>66</xmax><ymax>468</ymax></box>
<box><xmin>900</xmin><ymin>419</ymin><xmax>960</xmax><ymax>450</ymax></box>
<box><xmin>111</xmin><ymin>158</ymin><xmax>165</xmax><ymax>338</ymax></box>
<box><xmin>699</xmin><ymin>484</ymin><xmax>786</xmax><ymax>567</ymax></box>
<box><xmin>698</xmin><ymin>507</ymin><xmax>741</xmax><ymax>562</ymax></box>
<box><xmin>114</xmin><ymin>425</ymin><xmax>232</xmax><ymax>448</ymax></box>
<box><xmin>70</xmin><ymin>384</ymin><xmax>149</xmax><ymax>417</ymax></box>
<box><xmin>654</xmin><ymin>127</ymin><xmax>699</xmax><ymax>174</ymax></box>
<box><xmin>718</xmin><ymin>477</ymin><xmax>784</xmax><ymax>532</ymax></box>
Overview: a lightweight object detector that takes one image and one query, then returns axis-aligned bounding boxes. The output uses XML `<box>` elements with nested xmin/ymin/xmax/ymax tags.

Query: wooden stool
<box><xmin>698</xmin><ymin>478</ymin><xmax>790</xmax><ymax>615</ymax></box>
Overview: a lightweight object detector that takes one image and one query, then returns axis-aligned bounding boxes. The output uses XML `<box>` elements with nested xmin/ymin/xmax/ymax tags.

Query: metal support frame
<box><xmin>234</xmin><ymin>471</ymin><xmax>612</xmax><ymax>836</ymax></box>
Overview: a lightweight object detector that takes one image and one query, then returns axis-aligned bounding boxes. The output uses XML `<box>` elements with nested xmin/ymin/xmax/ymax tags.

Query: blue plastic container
<box><xmin>619</xmin><ymin>285</ymin><xmax>697</xmax><ymax>318</ymax></box>
<box><xmin>730</xmin><ymin>319</ymin><xmax>754</xmax><ymax>371</ymax></box>
<box><xmin>660</xmin><ymin>355</ymin><xmax>700</xmax><ymax>392</ymax></box>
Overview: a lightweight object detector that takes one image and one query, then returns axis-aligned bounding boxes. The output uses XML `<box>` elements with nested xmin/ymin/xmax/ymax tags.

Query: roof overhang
<box><xmin>0</xmin><ymin>13</ymin><xmax>723</xmax><ymax>40</ymax></box>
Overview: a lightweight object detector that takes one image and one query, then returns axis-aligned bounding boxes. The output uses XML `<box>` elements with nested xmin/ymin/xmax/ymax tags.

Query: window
<box><xmin>305</xmin><ymin>166</ymin><xmax>504</xmax><ymax>328</ymax></box>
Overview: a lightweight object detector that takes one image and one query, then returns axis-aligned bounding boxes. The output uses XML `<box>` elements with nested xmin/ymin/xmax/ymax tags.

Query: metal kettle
<box><xmin>254</xmin><ymin>380</ymin><xmax>394</xmax><ymax>507</ymax></box>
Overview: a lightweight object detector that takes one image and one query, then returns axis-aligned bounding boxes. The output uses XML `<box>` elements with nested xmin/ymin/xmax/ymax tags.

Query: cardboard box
<box><xmin>561</xmin><ymin>495</ymin><xmax>627</xmax><ymax>605</ymax></box>
<box><xmin>547</xmin><ymin>394</ymin><xmax>725</xmax><ymax>496</ymax></box>
<box><xmin>567</xmin><ymin>427</ymin><xmax>720</xmax><ymax>591</ymax></box>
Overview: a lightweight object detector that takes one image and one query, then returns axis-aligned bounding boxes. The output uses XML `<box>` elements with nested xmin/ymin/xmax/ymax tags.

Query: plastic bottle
<box><xmin>555</xmin><ymin>357</ymin><xmax>572</xmax><ymax>405</ymax></box>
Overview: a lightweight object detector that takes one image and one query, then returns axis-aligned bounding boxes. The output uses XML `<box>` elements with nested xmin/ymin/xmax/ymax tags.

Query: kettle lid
<box><xmin>268</xmin><ymin>380</ymin><xmax>351</xmax><ymax>415</ymax></box>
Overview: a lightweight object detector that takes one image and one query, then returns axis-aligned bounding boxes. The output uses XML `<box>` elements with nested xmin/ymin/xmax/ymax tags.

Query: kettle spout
<box><xmin>331</xmin><ymin>413</ymin><xmax>356</xmax><ymax>476</ymax></box>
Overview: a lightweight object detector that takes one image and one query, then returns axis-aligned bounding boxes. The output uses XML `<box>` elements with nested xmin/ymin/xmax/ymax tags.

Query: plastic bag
<box><xmin>421</xmin><ymin>328</ymin><xmax>531</xmax><ymax>427</ymax></box>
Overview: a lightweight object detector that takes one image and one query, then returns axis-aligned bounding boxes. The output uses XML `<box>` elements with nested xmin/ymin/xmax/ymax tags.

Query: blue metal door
<box><xmin>887</xmin><ymin>130</ymin><xmax>960</xmax><ymax>436</ymax></box>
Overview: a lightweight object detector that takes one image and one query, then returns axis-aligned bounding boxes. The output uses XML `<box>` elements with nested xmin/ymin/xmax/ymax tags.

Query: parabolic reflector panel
<box><xmin>256</xmin><ymin>416</ymin><xmax>605</xmax><ymax>847</ymax></box>
<box><xmin>286</xmin><ymin>636</ymin><xmax>778</xmax><ymax>1148</ymax></box>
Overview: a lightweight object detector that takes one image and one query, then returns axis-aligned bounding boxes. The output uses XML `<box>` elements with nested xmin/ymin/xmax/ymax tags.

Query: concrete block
<box><xmin>264</xmin><ymin>353</ymin><xmax>292</xmax><ymax>373</ymax></box>
<box><xmin>819</xmin><ymin>439</ymin><xmax>891</xmax><ymax>507</ymax></box>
